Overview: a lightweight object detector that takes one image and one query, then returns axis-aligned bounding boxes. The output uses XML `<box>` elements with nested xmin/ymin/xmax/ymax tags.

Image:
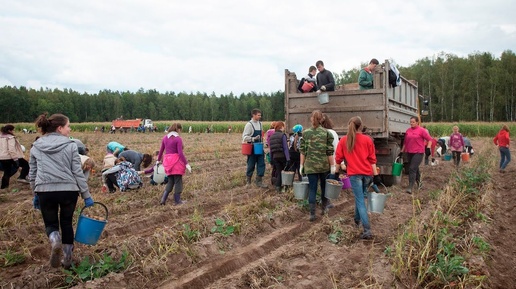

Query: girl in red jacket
<box><xmin>493</xmin><ymin>124</ymin><xmax>511</xmax><ymax>173</ymax></box>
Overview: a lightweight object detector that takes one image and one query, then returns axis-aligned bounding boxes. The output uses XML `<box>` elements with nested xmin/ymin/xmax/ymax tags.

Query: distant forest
<box><xmin>1</xmin><ymin>50</ymin><xmax>515</xmax><ymax>123</ymax></box>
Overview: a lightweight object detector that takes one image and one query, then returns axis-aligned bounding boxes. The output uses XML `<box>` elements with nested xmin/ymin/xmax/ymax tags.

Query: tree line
<box><xmin>1</xmin><ymin>50</ymin><xmax>514</xmax><ymax>123</ymax></box>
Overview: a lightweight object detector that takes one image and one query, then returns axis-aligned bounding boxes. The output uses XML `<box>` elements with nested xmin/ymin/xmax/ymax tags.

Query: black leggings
<box><xmin>38</xmin><ymin>191</ymin><xmax>79</xmax><ymax>244</ymax></box>
<box><xmin>0</xmin><ymin>159</ymin><xmax>17</xmax><ymax>189</ymax></box>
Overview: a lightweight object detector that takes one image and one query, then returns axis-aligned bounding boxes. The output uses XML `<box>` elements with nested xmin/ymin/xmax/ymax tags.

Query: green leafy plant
<box><xmin>0</xmin><ymin>248</ymin><xmax>25</xmax><ymax>267</ymax></box>
<box><xmin>210</xmin><ymin>218</ymin><xmax>236</xmax><ymax>236</ymax></box>
<box><xmin>472</xmin><ymin>236</ymin><xmax>490</xmax><ymax>253</ymax></box>
<box><xmin>64</xmin><ymin>251</ymin><xmax>130</xmax><ymax>285</ymax></box>
<box><xmin>182</xmin><ymin>224</ymin><xmax>201</xmax><ymax>243</ymax></box>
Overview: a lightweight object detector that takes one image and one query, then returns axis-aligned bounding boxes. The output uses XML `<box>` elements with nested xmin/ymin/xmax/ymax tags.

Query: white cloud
<box><xmin>0</xmin><ymin>0</ymin><xmax>515</xmax><ymax>95</ymax></box>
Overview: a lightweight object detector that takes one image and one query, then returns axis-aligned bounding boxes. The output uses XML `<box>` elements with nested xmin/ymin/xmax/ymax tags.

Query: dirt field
<box><xmin>0</xmin><ymin>132</ymin><xmax>514</xmax><ymax>289</ymax></box>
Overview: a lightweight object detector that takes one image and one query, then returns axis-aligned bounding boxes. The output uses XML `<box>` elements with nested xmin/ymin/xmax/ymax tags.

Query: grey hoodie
<box><xmin>29</xmin><ymin>133</ymin><xmax>91</xmax><ymax>199</ymax></box>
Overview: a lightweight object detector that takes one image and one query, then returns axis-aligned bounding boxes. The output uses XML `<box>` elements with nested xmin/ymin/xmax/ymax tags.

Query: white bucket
<box><xmin>153</xmin><ymin>164</ymin><xmax>166</xmax><ymax>184</ymax></box>
<box><xmin>318</xmin><ymin>92</ymin><xmax>329</xmax><ymax>105</ymax></box>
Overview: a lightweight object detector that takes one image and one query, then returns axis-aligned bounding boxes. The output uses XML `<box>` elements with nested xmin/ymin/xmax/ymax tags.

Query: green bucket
<box><xmin>392</xmin><ymin>157</ymin><xmax>403</xmax><ymax>176</ymax></box>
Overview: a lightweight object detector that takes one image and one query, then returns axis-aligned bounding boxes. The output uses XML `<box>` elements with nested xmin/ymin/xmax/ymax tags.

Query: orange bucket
<box><xmin>461</xmin><ymin>152</ymin><xmax>470</xmax><ymax>162</ymax></box>
<box><xmin>241</xmin><ymin>143</ymin><xmax>252</xmax><ymax>155</ymax></box>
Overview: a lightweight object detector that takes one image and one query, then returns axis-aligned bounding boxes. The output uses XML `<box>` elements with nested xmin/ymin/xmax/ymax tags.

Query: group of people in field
<box><xmin>0</xmin><ymin>105</ymin><xmax>511</xmax><ymax>269</ymax></box>
<box><xmin>241</xmin><ymin>107</ymin><xmax>512</xmax><ymax>240</ymax></box>
<box><xmin>0</xmin><ymin>113</ymin><xmax>194</xmax><ymax>270</ymax></box>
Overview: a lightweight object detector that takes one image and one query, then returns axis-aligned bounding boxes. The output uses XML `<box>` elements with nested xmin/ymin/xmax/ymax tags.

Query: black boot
<box><xmin>255</xmin><ymin>176</ymin><xmax>268</xmax><ymax>188</ymax></box>
<box><xmin>321</xmin><ymin>197</ymin><xmax>329</xmax><ymax>216</ymax></box>
<box><xmin>160</xmin><ymin>190</ymin><xmax>170</xmax><ymax>205</ymax></box>
<box><xmin>174</xmin><ymin>193</ymin><xmax>185</xmax><ymax>205</ymax></box>
<box><xmin>246</xmin><ymin>176</ymin><xmax>252</xmax><ymax>187</ymax></box>
<box><xmin>309</xmin><ymin>204</ymin><xmax>316</xmax><ymax>222</ymax></box>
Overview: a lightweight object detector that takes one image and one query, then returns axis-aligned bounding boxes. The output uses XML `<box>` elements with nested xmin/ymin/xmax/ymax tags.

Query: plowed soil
<box><xmin>0</xmin><ymin>132</ymin><xmax>513</xmax><ymax>289</ymax></box>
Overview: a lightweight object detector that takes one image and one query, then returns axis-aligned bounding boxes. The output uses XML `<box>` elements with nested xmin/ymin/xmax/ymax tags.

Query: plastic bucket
<box><xmin>367</xmin><ymin>191</ymin><xmax>390</xmax><ymax>214</ymax></box>
<box><xmin>341</xmin><ymin>175</ymin><xmax>351</xmax><ymax>189</ymax></box>
<box><xmin>392</xmin><ymin>157</ymin><xmax>403</xmax><ymax>176</ymax></box>
<box><xmin>75</xmin><ymin>202</ymin><xmax>108</xmax><ymax>245</ymax></box>
<box><xmin>281</xmin><ymin>170</ymin><xmax>295</xmax><ymax>186</ymax></box>
<box><xmin>318</xmin><ymin>92</ymin><xmax>329</xmax><ymax>105</ymax></box>
<box><xmin>242</xmin><ymin>143</ymin><xmax>252</xmax><ymax>155</ymax></box>
<box><xmin>153</xmin><ymin>164</ymin><xmax>166</xmax><ymax>184</ymax></box>
<box><xmin>293</xmin><ymin>181</ymin><xmax>309</xmax><ymax>199</ymax></box>
<box><xmin>461</xmin><ymin>152</ymin><xmax>470</xmax><ymax>162</ymax></box>
<box><xmin>253</xmin><ymin>142</ymin><xmax>264</xmax><ymax>155</ymax></box>
<box><xmin>325</xmin><ymin>179</ymin><xmax>342</xmax><ymax>199</ymax></box>
<box><xmin>443</xmin><ymin>153</ymin><xmax>452</xmax><ymax>161</ymax></box>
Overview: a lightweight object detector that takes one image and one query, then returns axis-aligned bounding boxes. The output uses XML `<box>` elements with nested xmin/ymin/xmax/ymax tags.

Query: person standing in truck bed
<box><xmin>358</xmin><ymin>58</ymin><xmax>379</xmax><ymax>90</ymax></box>
<box><xmin>315</xmin><ymin>60</ymin><xmax>335</xmax><ymax>92</ymax></box>
<box><xmin>297</xmin><ymin>65</ymin><xmax>318</xmax><ymax>93</ymax></box>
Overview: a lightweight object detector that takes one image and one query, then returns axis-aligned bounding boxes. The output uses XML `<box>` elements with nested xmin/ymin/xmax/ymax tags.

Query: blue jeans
<box><xmin>246</xmin><ymin>154</ymin><xmax>266</xmax><ymax>177</ymax></box>
<box><xmin>307</xmin><ymin>173</ymin><xmax>328</xmax><ymax>205</ymax></box>
<box><xmin>350</xmin><ymin>175</ymin><xmax>372</xmax><ymax>232</ymax></box>
<box><xmin>499</xmin><ymin>147</ymin><xmax>511</xmax><ymax>169</ymax></box>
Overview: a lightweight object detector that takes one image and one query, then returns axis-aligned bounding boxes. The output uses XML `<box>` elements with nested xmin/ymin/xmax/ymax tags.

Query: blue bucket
<box><xmin>75</xmin><ymin>202</ymin><xmax>108</xmax><ymax>245</ymax></box>
<box><xmin>253</xmin><ymin>142</ymin><xmax>264</xmax><ymax>155</ymax></box>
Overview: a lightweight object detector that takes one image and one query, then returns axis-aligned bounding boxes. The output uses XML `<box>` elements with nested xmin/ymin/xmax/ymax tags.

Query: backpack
<box><xmin>116</xmin><ymin>161</ymin><xmax>142</xmax><ymax>191</ymax></box>
<box><xmin>389</xmin><ymin>69</ymin><xmax>398</xmax><ymax>87</ymax></box>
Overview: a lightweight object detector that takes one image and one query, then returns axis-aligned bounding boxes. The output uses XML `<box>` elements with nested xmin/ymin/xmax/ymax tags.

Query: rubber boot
<box><xmin>174</xmin><ymin>193</ymin><xmax>185</xmax><ymax>205</ymax></box>
<box><xmin>255</xmin><ymin>176</ymin><xmax>268</xmax><ymax>188</ymax></box>
<box><xmin>309</xmin><ymin>204</ymin><xmax>317</xmax><ymax>222</ymax></box>
<box><xmin>62</xmin><ymin>244</ymin><xmax>74</xmax><ymax>269</ymax></box>
<box><xmin>160</xmin><ymin>190</ymin><xmax>170</xmax><ymax>205</ymax></box>
<box><xmin>246</xmin><ymin>176</ymin><xmax>252</xmax><ymax>187</ymax></box>
<box><xmin>321</xmin><ymin>197</ymin><xmax>329</xmax><ymax>216</ymax></box>
<box><xmin>49</xmin><ymin>231</ymin><xmax>62</xmax><ymax>268</ymax></box>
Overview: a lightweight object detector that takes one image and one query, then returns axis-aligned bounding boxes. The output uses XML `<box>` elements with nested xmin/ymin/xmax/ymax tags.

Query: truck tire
<box><xmin>381</xmin><ymin>175</ymin><xmax>401</xmax><ymax>187</ymax></box>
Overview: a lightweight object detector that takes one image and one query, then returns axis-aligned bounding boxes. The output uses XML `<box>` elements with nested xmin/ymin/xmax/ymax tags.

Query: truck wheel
<box><xmin>381</xmin><ymin>175</ymin><xmax>401</xmax><ymax>187</ymax></box>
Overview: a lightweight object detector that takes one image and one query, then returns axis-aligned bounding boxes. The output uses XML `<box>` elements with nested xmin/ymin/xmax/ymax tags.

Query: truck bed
<box><xmin>285</xmin><ymin>61</ymin><xmax>419</xmax><ymax>138</ymax></box>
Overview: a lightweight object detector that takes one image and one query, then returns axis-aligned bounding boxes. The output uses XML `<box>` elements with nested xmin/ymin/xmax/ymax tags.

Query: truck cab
<box><xmin>284</xmin><ymin>60</ymin><xmax>421</xmax><ymax>186</ymax></box>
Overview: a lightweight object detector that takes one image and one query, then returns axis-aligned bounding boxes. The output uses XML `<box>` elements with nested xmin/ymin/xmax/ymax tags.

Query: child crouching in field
<box><xmin>102</xmin><ymin>157</ymin><xmax>142</xmax><ymax>193</ymax></box>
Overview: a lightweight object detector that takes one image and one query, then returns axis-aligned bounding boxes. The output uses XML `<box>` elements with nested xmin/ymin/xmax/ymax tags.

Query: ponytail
<box><xmin>346</xmin><ymin>116</ymin><xmax>362</xmax><ymax>152</ymax></box>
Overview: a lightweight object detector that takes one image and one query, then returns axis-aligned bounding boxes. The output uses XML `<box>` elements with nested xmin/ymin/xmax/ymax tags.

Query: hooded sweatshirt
<box><xmin>493</xmin><ymin>130</ymin><xmax>510</xmax><ymax>147</ymax></box>
<box><xmin>29</xmin><ymin>132</ymin><xmax>91</xmax><ymax>199</ymax></box>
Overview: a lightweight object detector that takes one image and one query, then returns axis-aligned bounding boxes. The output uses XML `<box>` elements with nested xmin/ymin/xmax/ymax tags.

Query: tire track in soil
<box><xmin>157</xmin><ymin>198</ymin><xmax>354</xmax><ymax>289</ymax></box>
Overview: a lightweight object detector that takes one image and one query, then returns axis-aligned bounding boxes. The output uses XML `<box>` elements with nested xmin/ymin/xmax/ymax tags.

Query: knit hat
<box><xmin>292</xmin><ymin>124</ymin><xmax>303</xmax><ymax>133</ymax></box>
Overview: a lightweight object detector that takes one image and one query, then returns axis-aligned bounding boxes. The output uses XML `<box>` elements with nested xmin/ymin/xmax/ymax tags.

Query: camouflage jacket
<box><xmin>300</xmin><ymin>126</ymin><xmax>334</xmax><ymax>174</ymax></box>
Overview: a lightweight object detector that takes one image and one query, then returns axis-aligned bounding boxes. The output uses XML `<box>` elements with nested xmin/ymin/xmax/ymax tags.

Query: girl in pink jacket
<box><xmin>158</xmin><ymin>123</ymin><xmax>191</xmax><ymax>205</ymax></box>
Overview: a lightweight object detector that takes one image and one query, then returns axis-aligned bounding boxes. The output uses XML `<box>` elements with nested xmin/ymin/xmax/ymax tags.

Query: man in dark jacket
<box><xmin>315</xmin><ymin>60</ymin><xmax>335</xmax><ymax>92</ymax></box>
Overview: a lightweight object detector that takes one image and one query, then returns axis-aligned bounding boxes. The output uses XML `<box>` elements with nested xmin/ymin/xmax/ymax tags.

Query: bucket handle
<box><xmin>394</xmin><ymin>156</ymin><xmax>402</xmax><ymax>163</ymax></box>
<box><xmin>79</xmin><ymin>202</ymin><xmax>109</xmax><ymax>221</ymax></box>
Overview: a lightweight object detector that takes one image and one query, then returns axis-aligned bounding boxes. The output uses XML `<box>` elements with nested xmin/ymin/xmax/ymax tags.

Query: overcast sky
<box><xmin>1</xmin><ymin>0</ymin><xmax>515</xmax><ymax>96</ymax></box>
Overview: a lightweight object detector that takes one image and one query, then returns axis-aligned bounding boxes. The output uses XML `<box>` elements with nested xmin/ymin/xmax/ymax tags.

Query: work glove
<box><xmin>156</xmin><ymin>160</ymin><xmax>161</xmax><ymax>166</ymax></box>
<box><xmin>340</xmin><ymin>163</ymin><xmax>347</xmax><ymax>171</ymax></box>
<box><xmin>33</xmin><ymin>195</ymin><xmax>40</xmax><ymax>210</ymax></box>
<box><xmin>373</xmin><ymin>175</ymin><xmax>383</xmax><ymax>186</ymax></box>
<box><xmin>425</xmin><ymin>147</ymin><xmax>431</xmax><ymax>157</ymax></box>
<box><xmin>316</xmin><ymin>89</ymin><xmax>322</xmax><ymax>94</ymax></box>
<box><xmin>330</xmin><ymin>165</ymin><xmax>336</xmax><ymax>174</ymax></box>
<box><xmin>321</xmin><ymin>85</ymin><xmax>326</xmax><ymax>91</ymax></box>
<box><xmin>84</xmin><ymin>197</ymin><xmax>94</xmax><ymax>208</ymax></box>
<box><xmin>186</xmin><ymin>164</ymin><xmax>192</xmax><ymax>173</ymax></box>
<box><xmin>252</xmin><ymin>135</ymin><xmax>261</xmax><ymax>142</ymax></box>
<box><xmin>284</xmin><ymin>160</ymin><xmax>291</xmax><ymax>170</ymax></box>
<box><xmin>299</xmin><ymin>165</ymin><xmax>304</xmax><ymax>175</ymax></box>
